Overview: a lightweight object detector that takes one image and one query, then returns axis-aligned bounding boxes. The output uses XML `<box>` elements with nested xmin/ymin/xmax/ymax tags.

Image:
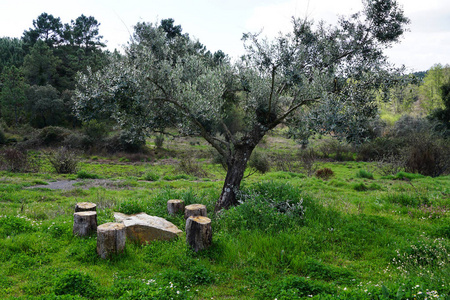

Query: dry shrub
<box><xmin>402</xmin><ymin>134</ymin><xmax>450</xmax><ymax>177</ymax></box>
<box><xmin>177</xmin><ymin>156</ymin><xmax>207</xmax><ymax>177</ymax></box>
<box><xmin>298</xmin><ymin>148</ymin><xmax>318</xmax><ymax>176</ymax></box>
<box><xmin>46</xmin><ymin>147</ymin><xmax>80</xmax><ymax>174</ymax></box>
<box><xmin>0</xmin><ymin>147</ymin><xmax>41</xmax><ymax>172</ymax></box>
<box><xmin>315</xmin><ymin>168</ymin><xmax>334</xmax><ymax>180</ymax></box>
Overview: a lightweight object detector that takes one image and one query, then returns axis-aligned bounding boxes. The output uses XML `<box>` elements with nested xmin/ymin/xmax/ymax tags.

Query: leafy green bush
<box><xmin>248</xmin><ymin>150</ymin><xmax>270</xmax><ymax>174</ymax></box>
<box><xmin>154</xmin><ymin>134</ymin><xmax>164</xmax><ymax>148</ymax></box>
<box><xmin>217</xmin><ymin>182</ymin><xmax>308</xmax><ymax>234</ymax></box>
<box><xmin>54</xmin><ymin>270</ymin><xmax>99</xmax><ymax>298</ymax></box>
<box><xmin>38</xmin><ymin>126</ymin><xmax>71</xmax><ymax>146</ymax></box>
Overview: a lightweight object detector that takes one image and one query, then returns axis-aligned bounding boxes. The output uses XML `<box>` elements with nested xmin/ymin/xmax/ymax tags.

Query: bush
<box><xmin>318</xmin><ymin>139</ymin><xmax>354</xmax><ymax>161</ymax></box>
<box><xmin>402</xmin><ymin>133</ymin><xmax>450</xmax><ymax>177</ymax></box>
<box><xmin>154</xmin><ymin>134</ymin><xmax>164</xmax><ymax>148</ymax></box>
<box><xmin>0</xmin><ymin>129</ymin><xmax>6</xmax><ymax>145</ymax></box>
<box><xmin>357</xmin><ymin>137</ymin><xmax>402</xmax><ymax>161</ymax></box>
<box><xmin>0</xmin><ymin>147</ymin><xmax>41</xmax><ymax>172</ymax></box>
<box><xmin>63</xmin><ymin>132</ymin><xmax>91</xmax><ymax>150</ymax></box>
<box><xmin>217</xmin><ymin>182</ymin><xmax>308</xmax><ymax>234</ymax></box>
<box><xmin>177</xmin><ymin>156</ymin><xmax>207</xmax><ymax>177</ymax></box>
<box><xmin>298</xmin><ymin>148</ymin><xmax>317</xmax><ymax>176</ymax></box>
<box><xmin>83</xmin><ymin>120</ymin><xmax>109</xmax><ymax>142</ymax></box>
<box><xmin>315</xmin><ymin>168</ymin><xmax>334</xmax><ymax>180</ymax></box>
<box><xmin>38</xmin><ymin>126</ymin><xmax>71</xmax><ymax>146</ymax></box>
<box><xmin>248</xmin><ymin>150</ymin><xmax>270</xmax><ymax>174</ymax></box>
<box><xmin>46</xmin><ymin>147</ymin><xmax>80</xmax><ymax>174</ymax></box>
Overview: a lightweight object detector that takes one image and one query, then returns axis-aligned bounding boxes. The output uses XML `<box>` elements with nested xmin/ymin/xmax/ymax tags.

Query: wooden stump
<box><xmin>186</xmin><ymin>216</ymin><xmax>212</xmax><ymax>252</ymax></box>
<box><xmin>73</xmin><ymin>211</ymin><xmax>97</xmax><ymax>237</ymax></box>
<box><xmin>167</xmin><ymin>199</ymin><xmax>185</xmax><ymax>215</ymax></box>
<box><xmin>184</xmin><ymin>204</ymin><xmax>207</xmax><ymax>220</ymax></box>
<box><xmin>97</xmin><ymin>222</ymin><xmax>126</xmax><ymax>259</ymax></box>
<box><xmin>75</xmin><ymin>202</ymin><xmax>97</xmax><ymax>212</ymax></box>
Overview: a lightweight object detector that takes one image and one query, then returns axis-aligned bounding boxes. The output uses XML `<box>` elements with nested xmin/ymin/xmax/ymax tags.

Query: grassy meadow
<box><xmin>0</xmin><ymin>134</ymin><xmax>449</xmax><ymax>299</ymax></box>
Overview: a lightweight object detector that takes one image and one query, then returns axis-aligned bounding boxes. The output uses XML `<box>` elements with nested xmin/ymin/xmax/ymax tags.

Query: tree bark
<box><xmin>214</xmin><ymin>145</ymin><xmax>255</xmax><ymax>212</ymax></box>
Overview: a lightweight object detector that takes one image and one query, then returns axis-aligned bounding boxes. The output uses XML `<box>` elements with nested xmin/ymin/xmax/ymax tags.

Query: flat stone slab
<box><xmin>114</xmin><ymin>212</ymin><xmax>182</xmax><ymax>244</ymax></box>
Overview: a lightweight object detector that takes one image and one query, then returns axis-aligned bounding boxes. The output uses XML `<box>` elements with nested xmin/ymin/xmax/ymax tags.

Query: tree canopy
<box><xmin>75</xmin><ymin>0</ymin><xmax>410</xmax><ymax>210</ymax></box>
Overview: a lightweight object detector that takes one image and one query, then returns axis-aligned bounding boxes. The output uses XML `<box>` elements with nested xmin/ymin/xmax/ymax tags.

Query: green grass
<box><xmin>0</xmin><ymin>135</ymin><xmax>449</xmax><ymax>299</ymax></box>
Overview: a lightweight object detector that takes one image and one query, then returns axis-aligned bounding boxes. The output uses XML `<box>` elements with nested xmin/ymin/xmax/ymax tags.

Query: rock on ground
<box><xmin>114</xmin><ymin>212</ymin><xmax>182</xmax><ymax>244</ymax></box>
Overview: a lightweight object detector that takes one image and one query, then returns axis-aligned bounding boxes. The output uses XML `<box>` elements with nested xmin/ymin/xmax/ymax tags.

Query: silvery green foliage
<box><xmin>74</xmin><ymin>1</ymin><xmax>409</xmax><ymax>209</ymax></box>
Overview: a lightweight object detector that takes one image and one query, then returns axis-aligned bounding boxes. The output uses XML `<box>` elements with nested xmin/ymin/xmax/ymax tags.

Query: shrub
<box><xmin>177</xmin><ymin>156</ymin><xmax>207</xmax><ymax>177</ymax></box>
<box><xmin>318</xmin><ymin>139</ymin><xmax>354</xmax><ymax>161</ymax></box>
<box><xmin>154</xmin><ymin>134</ymin><xmax>164</xmax><ymax>148</ymax></box>
<box><xmin>82</xmin><ymin>120</ymin><xmax>109</xmax><ymax>142</ymax></box>
<box><xmin>38</xmin><ymin>126</ymin><xmax>71</xmax><ymax>146</ymax></box>
<box><xmin>63</xmin><ymin>132</ymin><xmax>90</xmax><ymax>150</ymax></box>
<box><xmin>248</xmin><ymin>150</ymin><xmax>270</xmax><ymax>174</ymax></box>
<box><xmin>315</xmin><ymin>168</ymin><xmax>334</xmax><ymax>180</ymax></box>
<box><xmin>298</xmin><ymin>148</ymin><xmax>317</xmax><ymax>176</ymax></box>
<box><xmin>402</xmin><ymin>133</ymin><xmax>450</xmax><ymax>177</ymax></box>
<box><xmin>357</xmin><ymin>137</ymin><xmax>402</xmax><ymax>161</ymax></box>
<box><xmin>0</xmin><ymin>147</ymin><xmax>41</xmax><ymax>172</ymax></box>
<box><xmin>0</xmin><ymin>129</ymin><xmax>6</xmax><ymax>145</ymax></box>
<box><xmin>46</xmin><ymin>147</ymin><xmax>80</xmax><ymax>174</ymax></box>
<box><xmin>54</xmin><ymin>270</ymin><xmax>98</xmax><ymax>298</ymax></box>
<box><xmin>217</xmin><ymin>182</ymin><xmax>308</xmax><ymax>234</ymax></box>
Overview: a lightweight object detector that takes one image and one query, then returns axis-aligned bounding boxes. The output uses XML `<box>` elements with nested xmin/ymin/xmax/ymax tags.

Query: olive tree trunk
<box><xmin>214</xmin><ymin>144</ymin><xmax>255</xmax><ymax>212</ymax></box>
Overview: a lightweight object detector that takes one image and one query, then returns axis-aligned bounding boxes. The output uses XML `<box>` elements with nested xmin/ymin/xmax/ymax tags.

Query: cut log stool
<box><xmin>186</xmin><ymin>216</ymin><xmax>212</xmax><ymax>252</ymax></box>
<box><xmin>167</xmin><ymin>199</ymin><xmax>185</xmax><ymax>215</ymax></box>
<box><xmin>73</xmin><ymin>211</ymin><xmax>97</xmax><ymax>237</ymax></box>
<box><xmin>75</xmin><ymin>202</ymin><xmax>97</xmax><ymax>212</ymax></box>
<box><xmin>97</xmin><ymin>222</ymin><xmax>126</xmax><ymax>259</ymax></box>
<box><xmin>184</xmin><ymin>204</ymin><xmax>207</xmax><ymax>219</ymax></box>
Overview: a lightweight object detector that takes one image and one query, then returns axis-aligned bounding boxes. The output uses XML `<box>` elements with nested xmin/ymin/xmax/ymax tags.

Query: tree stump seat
<box><xmin>96</xmin><ymin>222</ymin><xmax>126</xmax><ymax>259</ymax></box>
<box><xmin>167</xmin><ymin>199</ymin><xmax>185</xmax><ymax>215</ymax></box>
<box><xmin>184</xmin><ymin>204</ymin><xmax>207</xmax><ymax>220</ymax></box>
<box><xmin>73</xmin><ymin>211</ymin><xmax>97</xmax><ymax>237</ymax></box>
<box><xmin>186</xmin><ymin>216</ymin><xmax>212</xmax><ymax>252</ymax></box>
<box><xmin>75</xmin><ymin>202</ymin><xmax>97</xmax><ymax>212</ymax></box>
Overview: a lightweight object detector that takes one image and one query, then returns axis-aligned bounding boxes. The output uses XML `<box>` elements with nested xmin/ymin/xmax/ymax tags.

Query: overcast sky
<box><xmin>1</xmin><ymin>0</ymin><xmax>449</xmax><ymax>72</ymax></box>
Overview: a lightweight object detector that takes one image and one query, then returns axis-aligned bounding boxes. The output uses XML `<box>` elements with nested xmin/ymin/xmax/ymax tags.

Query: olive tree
<box><xmin>74</xmin><ymin>0</ymin><xmax>409</xmax><ymax>211</ymax></box>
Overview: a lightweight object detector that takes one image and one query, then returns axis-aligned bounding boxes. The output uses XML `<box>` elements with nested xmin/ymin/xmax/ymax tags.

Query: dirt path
<box><xmin>28</xmin><ymin>179</ymin><xmax>122</xmax><ymax>190</ymax></box>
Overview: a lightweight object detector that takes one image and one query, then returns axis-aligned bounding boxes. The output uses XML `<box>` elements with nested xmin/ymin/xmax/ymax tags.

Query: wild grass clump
<box><xmin>355</xmin><ymin>169</ymin><xmax>374</xmax><ymax>179</ymax></box>
<box><xmin>256</xmin><ymin>275</ymin><xmax>335</xmax><ymax>299</ymax></box>
<box><xmin>54</xmin><ymin>270</ymin><xmax>100</xmax><ymax>298</ymax></box>
<box><xmin>142</xmin><ymin>171</ymin><xmax>159</xmax><ymax>181</ymax></box>
<box><xmin>77</xmin><ymin>170</ymin><xmax>100</xmax><ymax>179</ymax></box>
<box><xmin>382</xmin><ymin>192</ymin><xmax>430</xmax><ymax>207</ymax></box>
